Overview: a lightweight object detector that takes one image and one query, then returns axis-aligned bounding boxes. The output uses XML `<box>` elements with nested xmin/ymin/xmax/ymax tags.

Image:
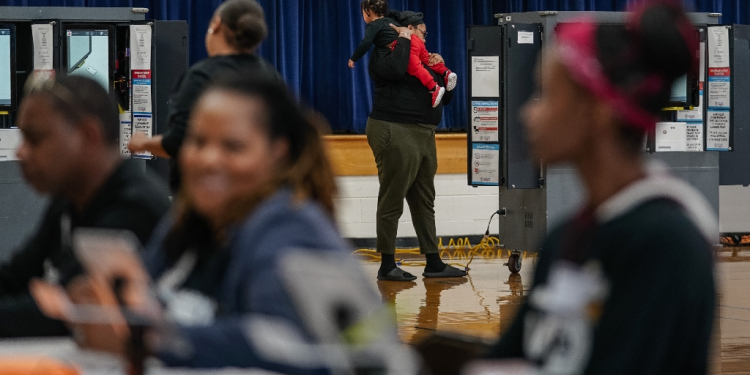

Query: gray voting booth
<box><xmin>467</xmin><ymin>12</ymin><xmax>735</xmax><ymax>271</ymax></box>
<box><xmin>0</xmin><ymin>7</ymin><xmax>187</xmax><ymax>254</ymax></box>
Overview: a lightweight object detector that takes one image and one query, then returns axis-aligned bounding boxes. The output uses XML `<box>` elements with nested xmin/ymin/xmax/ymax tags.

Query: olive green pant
<box><xmin>366</xmin><ymin>117</ymin><xmax>438</xmax><ymax>255</ymax></box>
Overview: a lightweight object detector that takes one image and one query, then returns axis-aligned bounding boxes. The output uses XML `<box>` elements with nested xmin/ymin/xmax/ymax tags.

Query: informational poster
<box><xmin>119</xmin><ymin>111</ymin><xmax>132</xmax><ymax>158</ymax></box>
<box><xmin>708</xmin><ymin>26</ymin><xmax>730</xmax><ymax>68</ymax></box>
<box><xmin>471</xmin><ymin>144</ymin><xmax>500</xmax><ymax>186</ymax></box>
<box><xmin>686</xmin><ymin>123</ymin><xmax>704</xmax><ymax>152</ymax></box>
<box><xmin>655</xmin><ymin>122</ymin><xmax>687</xmax><ymax>152</ymax></box>
<box><xmin>129</xmin><ymin>25</ymin><xmax>153</xmax><ymax>159</ymax></box>
<box><xmin>706</xmin><ymin>26</ymin><xmax>731</xmax><ymax>151</ymax></box>
<box><xmin>471</xmin><ymin>56</ymin><xmax>500</xmax><ymax>97</ymax></box>
<box><xmin>677</xmin><ymin>40</ymin><xmax>705</xmax><ymax>152</ymax></box>
<box><xmin>706</xmin><ymin>110</ymin><xmax>730</xmax><ymax>150</ymax></box>
<box><xmin>31</xmin><ymin>24</ymin><xmax>54</xmax><ymax>79</ymax></box>
<box><xmin>708</xmin><ymin>67</ymin><xmax>730</xmax><ymax>109</ymax></box>
<box><xmin>471</xmin><ymin>101</ymin><xmax>499</xmax><ymax>142</ymax></box>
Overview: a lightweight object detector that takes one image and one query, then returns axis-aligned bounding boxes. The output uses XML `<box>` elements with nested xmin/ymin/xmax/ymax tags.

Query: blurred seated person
<box><xmin>0</xmin><ymin>75</ymin><xmax>170</xmax><ymax>338</ymax></box>
<box><xmin>32</xmin><ymin>76</ymin><xmax>398</xmax><ymax>373</ymax></box>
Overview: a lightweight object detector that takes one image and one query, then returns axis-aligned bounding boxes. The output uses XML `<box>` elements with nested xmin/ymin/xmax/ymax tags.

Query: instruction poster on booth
<box><xmin>31</xmin><ymin>24</ymin><xmax>54</xmax><ymax>76</ymax></box>
<box><xmin>471</xmin><ymin>144</ymin><xmax>500</xmax><ymax>186</ymax></box>
<box><xmin>120</xmin><ymin>111</ymin><xmax>132</xmax><ymax>158</ymax></box>
<box><xmin>129</xmin><ymin>25</ymin><xmax>153</xmax><ymax>159</ymax></box>
<box><xmin>471</xmin><ymin>56</ymin><xmax>499</xmax><ymax>97</ymax></box>
<box><xmin>707</xmin><ymin>26</ymin><xmax>731</xmax><ymax>151</ymax></box>
<box><xmin>471</xmin><ymin>101</ymin><xmax>499</xmax><ymax>142</ymax></box>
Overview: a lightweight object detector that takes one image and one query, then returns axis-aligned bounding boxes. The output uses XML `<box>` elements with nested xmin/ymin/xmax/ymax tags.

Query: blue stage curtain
<box><xmin>1</xmin><ymin>0</ymin><xmax>748</xmax><ymax>133</ymax></box>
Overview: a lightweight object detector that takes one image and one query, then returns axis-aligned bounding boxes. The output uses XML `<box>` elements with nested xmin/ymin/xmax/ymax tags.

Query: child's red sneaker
<box><xmin>430</xmin><ymin>86</ymin><xmax>446</xmax><ymax>108</ymax></box>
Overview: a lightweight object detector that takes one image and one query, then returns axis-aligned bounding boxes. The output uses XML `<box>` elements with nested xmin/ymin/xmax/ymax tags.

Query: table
<box><xmin>0</xmin><ymin>338</ymin><xmax>280</xmax><ymax>374</ymax></box>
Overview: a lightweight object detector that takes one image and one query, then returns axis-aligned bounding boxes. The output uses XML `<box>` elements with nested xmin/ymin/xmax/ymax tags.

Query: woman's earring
<box><xmin>208</xmin><ymin>28</ymin><xmax>215</xmax><ymax>34</ymax></box>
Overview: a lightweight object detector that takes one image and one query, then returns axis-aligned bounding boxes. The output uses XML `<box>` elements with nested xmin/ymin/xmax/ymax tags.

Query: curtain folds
<box><xmin>2</xmin><ymin>0</ymin><xmax>748</xmax><ymax>132</ymax></box>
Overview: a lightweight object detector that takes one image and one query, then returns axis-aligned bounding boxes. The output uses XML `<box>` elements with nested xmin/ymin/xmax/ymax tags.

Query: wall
<box><xmin>720</xmin><ymin>186</ymin><xmax>750</xmax><ymax>233</ymax></box>
<box><xmin>335</xmin><ymin>174</ymin><xmax>499</xmax><ymax>240</ymax></box>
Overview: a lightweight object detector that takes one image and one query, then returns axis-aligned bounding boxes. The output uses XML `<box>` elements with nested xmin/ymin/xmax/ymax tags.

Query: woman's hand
<box><xmin>389</xmin><ymin>23</ymin><xmax>413</xmax><ymax>39</ymax></box>
<box><xmin>348</xmin><ymin>59</ymin><xmax>355</xmax><ymax>69</ymax></box>
<box><xmin>127</xmin><ymin>132</ymin><xmax>150</xmax><ymax>153</ymax></box>
<box><xmin>428</xmin><ymin>53</ymin><xmax>445</xmax><ymax>67</ymax></box>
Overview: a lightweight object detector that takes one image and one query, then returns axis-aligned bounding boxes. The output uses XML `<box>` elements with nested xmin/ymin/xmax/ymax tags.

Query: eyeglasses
<box><xmin>418</xmin><ymin>28</ymin><xmax>428</xmax><ymax>37</ymax></box>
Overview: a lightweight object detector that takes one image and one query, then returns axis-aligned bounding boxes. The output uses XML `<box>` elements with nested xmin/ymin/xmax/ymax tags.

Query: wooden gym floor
<box><xmin>361</xmin><ymin>248</ymin><xmax>750</xmax><ymax>373</ymax></box>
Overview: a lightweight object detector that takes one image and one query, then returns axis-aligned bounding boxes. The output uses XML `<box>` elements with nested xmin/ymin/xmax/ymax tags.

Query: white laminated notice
<box><xmin>655</xmin><ymin>122</ymin><xmax>687</xmax><ymax>152</ymax></box>
<box><xmin>129</xmin><ymin>25</ymin><xmax>154</xmax><ymax>159</ymax></box>
<box><xmin>471</xmin><ymin>101</ymin><xmax>499</xmax><ymax>142</ymax></box>
<box><xmin>130</xmin><ymin>25</ymin><xmax>152</xmax><ymax>70</ymax></box>
<box><xmin>708</xmin><ymin>26</ymin><xmax>730</xmax><ymax>68</ymax></box>
<box><xmin>518</xmin><ymin>31</ymin><xmax>534</xmax><ymax>44</ymax></box>
<box><xmin>471</xmin><ymin>56</ymin><xmax>500</xmax><ymax>97</ymax></box>
<box><xmin>31</xmin><ymin>24</ymin><xmax>54</xmax><ymax>77</ymax></box>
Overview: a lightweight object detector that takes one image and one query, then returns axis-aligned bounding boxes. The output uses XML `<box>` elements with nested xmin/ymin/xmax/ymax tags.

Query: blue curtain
<box><xmin>2</xmin><ymin>0</ymin><xmax>748</xmax><ymax>133</ymax></box>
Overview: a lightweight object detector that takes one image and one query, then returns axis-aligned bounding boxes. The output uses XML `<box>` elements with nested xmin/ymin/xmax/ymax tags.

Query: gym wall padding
<box><xmin>2</xmin><ymin>0</ymin><xmax>746</xmax><ymax>133</ymax></box>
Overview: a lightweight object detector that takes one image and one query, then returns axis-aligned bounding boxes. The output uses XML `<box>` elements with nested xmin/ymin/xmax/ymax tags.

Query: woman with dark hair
<box><xmin>32</xmin><ymin>76</ymin><xmax>391</xmax><ymax>372</ymax></box>
<box><xmin>365</xmin><ymin>11</ymin><xmax>467</xmax><ymax>281</ymax></box>
<box><xmin>486</xmin><ymin>2</ymin><xmax>716</xmax><ymax>374</ymax></box>
<box><xmin>128</xmin><ymin>0</ymin><xmax>282</xmax><ymax>190</ymax></box>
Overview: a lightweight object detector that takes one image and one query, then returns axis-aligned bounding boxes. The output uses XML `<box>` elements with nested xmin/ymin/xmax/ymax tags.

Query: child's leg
<box><xmin>407</xmin><ymin>36</ymin><xmax>437</xmax><ymax>90</ymax></box>
<box><xmin>429</xmin><ymin>62</ymin><xmax>449</xmax><ymax>76</ymax></box>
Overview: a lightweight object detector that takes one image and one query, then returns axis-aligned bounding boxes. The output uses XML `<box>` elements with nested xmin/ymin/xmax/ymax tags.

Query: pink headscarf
<box><xmin>555</xmin><ymin>1</ymin><xmax>697</xmax><ymax>131</ymax></box>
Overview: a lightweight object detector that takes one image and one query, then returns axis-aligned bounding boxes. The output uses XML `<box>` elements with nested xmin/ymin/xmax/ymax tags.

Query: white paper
<box><xmin>471</xmin><ymin>144</ymin><xmax>500</xmax><ymax>186</ymax></box>
<box><xmin>518</xmin><ymin>31</ymin><xmax>534</xmax><ymax>45</ymax></box>
<box><xmin>708</xmin><ymin>27</ymin><xmax>730</xmax><ymax>68</ymax></box>
<box><xmin>655</xmin><ymin>122</ymin><xmax>687</xmax><ymax>152</ymax></box>
<box><xmin>471</xmin><ymin>101</ymin><xmax>499</xmax><ymax>142</ymax></box>
<box><xmin>119</xmin><ymin>111</ymin><xmax>132</xmax><ymax>158</ymax></box>
<box><xmin>31</xmin><ymin>24</ymin><xmax>54</xmax><ymax>72</ymax></box>
<box><xmin>471</xmin><ymin>56</ymin><xmax>500</xmax><ymax>97</ymax></box>
<box><xmin>706</xmin><ymin>110</ymin><xmax>730</xmax><ymax>150</ymax></box>
<box><xmin>686</xmin><ymin>123</ymin><xmax>704</xmax><ymax>152</ymax></box>
<box><xmin>130</xmin><ymin>25</ymin><xmax>152</xmax><ymax>70</ymax></box>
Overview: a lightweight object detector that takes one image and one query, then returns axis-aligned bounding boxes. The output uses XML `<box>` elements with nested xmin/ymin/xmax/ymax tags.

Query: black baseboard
<box><xmin>347</xmin><ymin>235</ymin><xmax>488</xmax><ymax>250</ymax></box>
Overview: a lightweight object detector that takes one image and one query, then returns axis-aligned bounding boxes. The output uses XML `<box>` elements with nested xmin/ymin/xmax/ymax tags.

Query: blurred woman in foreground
<box><xmin>32</xmin><ymin>76</ymin><xmax>398</xmax><ymax>373</ymax></box>
<box><xmin>486</xmin><ymin>2</ymin><xmax>717</xmax><ymax>374</ymax></box>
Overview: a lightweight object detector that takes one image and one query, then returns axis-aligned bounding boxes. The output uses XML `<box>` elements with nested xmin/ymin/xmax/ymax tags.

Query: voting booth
<box><xmin>467</xmin><ymin>12</ymin><xmax>729</xmax><ymax>266</ymax></box>
<box><xmin>0</xmin><ymin>7</ymin><xmax>187</xmax><ymax>253</ymax></box>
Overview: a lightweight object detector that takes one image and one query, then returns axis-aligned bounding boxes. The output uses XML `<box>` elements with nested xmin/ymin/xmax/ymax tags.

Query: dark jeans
<box><xmin>366</xmin><ymin>117</ymin><xmax>438</xmax><ymax>255</ymax></box>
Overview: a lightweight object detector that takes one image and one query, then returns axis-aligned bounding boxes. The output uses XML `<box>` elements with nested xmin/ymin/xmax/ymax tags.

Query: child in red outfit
<box><xmin>403</xmin><ymin>31</ymin><xmax>457</xmax><ymax>107</ymax></box>
<box><xmin>392</xmin><ymin>10</ymin><xmax>457</xmax><ymax>108</ymax></box>
<box><xmin>352</xmin><ymin>3</ymin><xmax>457</xmax><ymax>108</ymax></box>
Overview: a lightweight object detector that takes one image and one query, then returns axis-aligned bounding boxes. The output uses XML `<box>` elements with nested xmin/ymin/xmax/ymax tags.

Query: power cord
<box><xmin>352</xmin><ymin>208</ymin><xmax>508</xmax><ymax>272</ymax></box>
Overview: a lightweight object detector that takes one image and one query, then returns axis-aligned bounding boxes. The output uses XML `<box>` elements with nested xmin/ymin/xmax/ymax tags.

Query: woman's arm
<box><xmin>127</xmin><ymin>133</ymin><xmax>170</xmax><ymax>158</ymax></box>
<box><xmin>368</xmin><ymin>24</ymin><xmax>413</xmax><ymax>81</ymax></box>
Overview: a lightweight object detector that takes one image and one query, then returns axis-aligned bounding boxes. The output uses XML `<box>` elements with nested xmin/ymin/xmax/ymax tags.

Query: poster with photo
<box><xmin>471</xmin><ymin>101</ymin><xmax>499</xmax><ymax>142</ymax></box>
